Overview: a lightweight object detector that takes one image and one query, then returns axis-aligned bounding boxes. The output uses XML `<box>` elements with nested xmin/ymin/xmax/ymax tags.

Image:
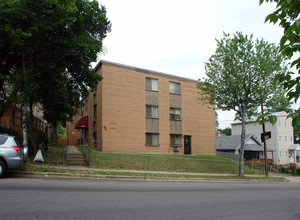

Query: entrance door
<box><xmin>184</xmin><ymin>135</ymin><xmax>191</xmax><ymax>154</ymax></box>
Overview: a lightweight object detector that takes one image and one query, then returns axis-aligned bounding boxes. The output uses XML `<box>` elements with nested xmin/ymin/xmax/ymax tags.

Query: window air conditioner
<box><xmin>173</xmin><ymin>146</ymin><xmax>180</xmax><ymax>152</ymax></box>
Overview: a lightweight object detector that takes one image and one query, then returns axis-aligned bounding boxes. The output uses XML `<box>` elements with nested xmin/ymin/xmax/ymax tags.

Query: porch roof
<box><xmin>289</xmin><ymin>144</ymin><xmax>300</xmax><ymax>151</ymax></box>
<box><xmin>74</xmin><ymin>116</ymin><xmax>88</xmax><ymax>129</ymax></box>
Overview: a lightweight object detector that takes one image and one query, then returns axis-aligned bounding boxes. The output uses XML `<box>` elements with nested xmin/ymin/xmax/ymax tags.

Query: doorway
<box><xmin>184</xmin><ymin>135</ymin><xmax>191</xmax><ymax>154</ymax></box>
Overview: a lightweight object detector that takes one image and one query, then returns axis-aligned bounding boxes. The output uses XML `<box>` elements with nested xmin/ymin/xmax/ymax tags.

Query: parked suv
<box><xmin>0</xmin><ymin>133</ymin><xmax>28</xmax><ymax>178</ymax></box>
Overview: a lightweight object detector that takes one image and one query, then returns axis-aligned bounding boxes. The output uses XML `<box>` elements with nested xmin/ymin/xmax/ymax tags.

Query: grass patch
<box><xmin>29</xmin><ymin>145</ymin><xmax>66</xmax><ymax>166</ymax></box>
<box><xmin>80</xmin><ymin>150</ymin><xmax>263</xmax><ymax>175</ymax></box>
<box><xmin>26</xmin><ymin>146</ymin><xmax>264</xmax><ymax>176</ymax></box>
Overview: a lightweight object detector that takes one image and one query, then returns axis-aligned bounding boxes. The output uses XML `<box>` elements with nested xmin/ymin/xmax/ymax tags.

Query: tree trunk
<box><xmin>239</xmin><ymin>110</ymin><xmax>246</xmax><ymax>176</ymax></box>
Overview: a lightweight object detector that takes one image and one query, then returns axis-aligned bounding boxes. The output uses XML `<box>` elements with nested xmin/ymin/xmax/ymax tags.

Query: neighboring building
<box><xmin>232</xmin><ymin>112</ymin><xmax>294</xmax><ymax>165</ymax></box>
<box><xmin>0</xmin><ymin>104</ymin><xmax>48</xmax><ymax>136</ymax></box>
<box><xmin>67</xmin><ymin>60</ymin><xmax>216</xmax><ymax>154</ymax></box>
<box><xmin>288</xmin><ymin>144</ymin><xmax>300</xmax><ymax>164</ymax></box>
<box><xmin>216</xmin><ymin>134</ymin><xmax>272</xmax><ymax>160</ymax></box>
<box><xmin>216</xmin><ymin>130</ymin><xmax>226</xmax><ymax>137</ymax></box>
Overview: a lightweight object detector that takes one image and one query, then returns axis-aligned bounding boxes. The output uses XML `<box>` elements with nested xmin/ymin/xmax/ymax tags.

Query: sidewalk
<box><xmin>31</xmin><ymin>164</ymin><xmax>247</xmax><ymax>176</ymax></box>
<box><xmin>10</xmin><ymin>164</ymin><xmax>291</xmax><ymax>182</ymax></box>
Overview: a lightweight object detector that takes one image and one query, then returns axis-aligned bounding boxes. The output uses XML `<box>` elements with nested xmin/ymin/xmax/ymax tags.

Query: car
<box><xmin>0</xmin><ymin>133</ymin><xmax>28</xmax><ymax>178</ymax></box>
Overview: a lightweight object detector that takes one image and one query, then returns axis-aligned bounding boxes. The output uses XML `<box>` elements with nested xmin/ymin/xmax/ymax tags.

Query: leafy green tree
<box><xmin>244</xmin><ymin>87</ymin><xmax>292</xmax><ymax>120</ymax></box>
<box><xmin>0</xmin><ymin>0</ymin><xmax>111</xmax><ymax>149</ymax></box>
<box><xmin>218</xmin><ymin>127</ymin><xmax>232</xmax><ymax>136</ymax></box>
<box><xmin>294</xmin><ymin>121</ymin><xmax>300</xmax><ymax>144</ymax></box>
<box><xmin>260</xmin><ymin>0</ymin><xmax>300</xmax><ymax>125</ymax></box>
<box><xmin>198</xmin><ymin>32</ymin><xmax>288</xmax><ymax>176</ymax></box>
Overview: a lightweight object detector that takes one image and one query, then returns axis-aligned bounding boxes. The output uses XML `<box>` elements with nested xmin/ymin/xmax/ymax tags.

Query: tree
<box><xmin>218</xmin><ymin>127</ymin><xmax>232</xmax><ymax>136</ymax></box>
<box><xmin>198</xmin><ymin>32</ymin><xmax>288</xmax><ymax>176</ymax></box>
<box><xmin>243</xmin><ymin>86</ymin><xmax>293</xmax><ymax>119</ymax></box>
<box><xmin>294</xmin><ymin>121</ymin><xmax>300</xmax><ymax>144</ymax></box>
<box><xmin>260</xmin><ymin>0</ymin><xmax>300</xmax><ymax>125</ymax></box>
<box><xmin>0</xmin><ymin>0</ymin><xmax>111</xmax><ymax>150</ymax></box>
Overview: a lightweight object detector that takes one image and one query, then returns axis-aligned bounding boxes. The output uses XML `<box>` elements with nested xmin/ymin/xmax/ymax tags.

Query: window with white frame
<box><xmin>170</xmin><ymin>108</ymin><xmax>181</xmax><ymax>120</ymax></box>
<box><xmin>170</xmin><ymin>134</ymin><xmax>182</xmax><ymax>146</ymax></box>
<box><xmin>146</xmin><ymin>77</ymin><xmax>158</xmax><ymax>91</ymax></box>
<box><xmin>279</xmin><ymin>136</ymin><xmax>281</xmax><ymax>141</ymax></box>
<box><xmin>279</xmin><ymin>151</ymin><xmax>281</xmax><ymax>157</ymax></box>
<box><xmin>169</xmin><ymin>82</ymin><xmax>181</xmax><ymax>95</ymax></box>
<box><xmin>290</xmin><ymin>136</ymin><xmax>293</xmax><ymax>142</ymax></box>
<box><xmin>146</xmin><ymin>133</ymin><xmax>159</xmax><ymax>146</ymax></box>
<box><xmin>146</xmin><ymin>105</ymin><xmax>159</xmax><ymax>119</ymax></box>
<box><xmin>285</xmin><ymin>136</ymin><xmax>287</xmax><ymax>141</ymax></box>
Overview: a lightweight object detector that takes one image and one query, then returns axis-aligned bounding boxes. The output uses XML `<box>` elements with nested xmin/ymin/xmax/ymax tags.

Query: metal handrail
<box><xmin>62</xmin><ymin>146</ymin><xmax>67</xmax><ymax>165</ymax></box>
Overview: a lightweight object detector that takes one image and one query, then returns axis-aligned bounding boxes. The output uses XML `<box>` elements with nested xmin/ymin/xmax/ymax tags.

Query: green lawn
<box><xmin>80</xmin><ymin>149</ymin><xmax>263</xmax><ymax>175</ymax></box>
<box><xmin>30</xmin><ymin>145</ymin><xmax>65</xmax><ymax>166</ymax></box>
<box><xmin>28</xmin><ymin>145</ymin><xmax>264</xmax><ymax>175</ymax></box>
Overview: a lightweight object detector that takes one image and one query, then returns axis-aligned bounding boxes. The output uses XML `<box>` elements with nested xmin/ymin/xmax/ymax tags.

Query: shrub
<box><xmin>280</xmin><ymin>167</ymin><xmax>289</xmax><ymax>173</ymax></box>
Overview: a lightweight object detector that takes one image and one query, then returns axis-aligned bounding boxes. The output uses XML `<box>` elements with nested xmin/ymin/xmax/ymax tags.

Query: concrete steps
<box><xmin>66</xmin><ymin>146</ymin><xmax>86</xmax><ymax>166</ymax></box>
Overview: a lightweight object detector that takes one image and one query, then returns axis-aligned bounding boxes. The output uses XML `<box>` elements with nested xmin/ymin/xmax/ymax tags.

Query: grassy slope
<box><xmin>86</xmin><ymin>150</ymin><xmax>263</xmax><ymax>175</ymax></box>
<box><xmin>28</xmin><ymin>146</ymin><xmax>263</xmax><ymax>175</ymax></box>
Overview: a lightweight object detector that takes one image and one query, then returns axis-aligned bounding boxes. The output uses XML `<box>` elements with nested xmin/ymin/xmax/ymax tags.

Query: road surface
<box><xmin>0</xmin><ymin>176</ymin><xmax>299</xmax><ymax>219</ymax></box>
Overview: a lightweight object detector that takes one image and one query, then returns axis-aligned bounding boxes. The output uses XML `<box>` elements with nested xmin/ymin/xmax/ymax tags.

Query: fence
<box><xmin>75</xmin><ymin>149</ymin><xmax>263</xmax><ymax>175</ymax></box>
<box><xmin>216</xmin><ymin>151</ymin><xmax>239</xmax><ymax>162</ymax></box>
<box><xmin>0</xmin><ymin>105</ymin><xmax>47</xmax><ymax>137</ymax></box>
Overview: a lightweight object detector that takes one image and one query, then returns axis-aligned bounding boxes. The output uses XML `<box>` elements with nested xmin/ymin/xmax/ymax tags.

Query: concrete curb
<box><xmin>8</xmin><ymin>171</ymin><xmax>288</xmax><ymax>183</ymax></box>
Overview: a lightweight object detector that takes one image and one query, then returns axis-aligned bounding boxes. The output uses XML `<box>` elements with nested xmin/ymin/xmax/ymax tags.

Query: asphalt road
<box><xmin>0</xmin><ymin>176</ymin><xmax>300</xmax><ymax>220</ymax></box>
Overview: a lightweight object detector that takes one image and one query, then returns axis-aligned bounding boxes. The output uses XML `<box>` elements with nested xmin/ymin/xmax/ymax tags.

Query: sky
<box><xmin>96</xmin><ymin>0</ymin><xmax>289</xmax><ymax>129</ymax></box>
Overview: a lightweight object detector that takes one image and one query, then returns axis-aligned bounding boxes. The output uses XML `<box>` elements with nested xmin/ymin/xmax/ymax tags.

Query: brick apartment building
<box><xmin>67</xmin><ymin>60</ymin><xmax>216</xmax><ymax>154</ymax></box>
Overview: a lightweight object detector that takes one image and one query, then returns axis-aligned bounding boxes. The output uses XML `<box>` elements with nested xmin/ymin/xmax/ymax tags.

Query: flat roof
<box><xmin>94</xmin><ymin>60</ymin><xmax>200</xmax><ymax>84</ymax></box>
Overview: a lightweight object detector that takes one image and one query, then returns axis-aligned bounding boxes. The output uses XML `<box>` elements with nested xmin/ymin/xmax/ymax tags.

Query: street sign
<box><xmin>261</xmin><ymin>131</ymin><xmax>271</xmax><ymax>142</ymax></box>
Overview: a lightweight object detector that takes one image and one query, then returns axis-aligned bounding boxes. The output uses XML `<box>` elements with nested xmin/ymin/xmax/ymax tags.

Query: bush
<box><xmin>280</xmin><ymin>167</ymin><xmax>289</xmax><ymax>173</ymax></box>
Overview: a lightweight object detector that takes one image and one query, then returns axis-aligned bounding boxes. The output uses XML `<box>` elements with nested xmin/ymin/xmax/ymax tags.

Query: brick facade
<box><xmin>67</xmin><ymin>61</ymin><xmax>216</xmax><ymax>154</ymax></box>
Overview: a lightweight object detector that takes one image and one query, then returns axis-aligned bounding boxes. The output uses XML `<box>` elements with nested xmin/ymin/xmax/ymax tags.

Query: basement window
<box><xmin>146</xmin><ymin>133</ymin><xmax>159</xmax><ymax>146</ymax></box>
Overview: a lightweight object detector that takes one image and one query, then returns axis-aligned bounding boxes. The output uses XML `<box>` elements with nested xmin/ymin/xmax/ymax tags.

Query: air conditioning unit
<box><xmin>173</xmin><ymin>146</ymin><xmax>180</xmax><ymax>152</ymax></box>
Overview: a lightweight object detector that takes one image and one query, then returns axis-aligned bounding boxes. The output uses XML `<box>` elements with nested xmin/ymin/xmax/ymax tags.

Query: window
<box><xmin>146</xmin><ymin>133</ymin><xmax>159</xmax><ymax>146</ymax></box>
<box><xmin>170</xmin><ymin>108</ymin><xmax>181</xmax><ymax>120</ymax></box>
<box><xmin>146</xmin><ymin>78</ymin><xmax>158</xmax><ymax>91</ymax></box>
<box><xmin>93</xmin><ymin>104</ymin><xmax>97</xmax><ymax>118</ymax></box>
<box><xmin>279</xmin><ymin>136</ymin><xmax>281</xmax><ymax>141</ymax></box>
<box><xmin>93</xmin><ymin>132</ymin><xmax>97</xmax><ymax>148</ymax></box>
<box><xmin>170</xmin><ymin>134</ymin><xmax>182</xmax><ymax>146</ymax></box>
<box><xmin>85</xmin><ymin>100</ymin><xmax>88</xmax><ymax>116</ymax></box>
<box><xmin>146</xmin><ymin>105</ymin><xmax>159</xmax><ymax>118</ymax></box>
<box><xmin>286</xmin><ymin>151</ymin><xmax>288</xmax><ymax>157</ymax></box>
<box><xmin>169</xmin><ymin>82</ymin><xmax>181</xmax><ymax>94</ymax></box>
<box><xmin>290</xmin><ymin>136</ymin><xmax>293</xmax><ymax>142</ymax></box>
<box><xmin>279</xmin><ymin>151</ymin><xmax>281</xmax><ymax>157</ymax></box>
<box><xmin>285</xmin><ymin>136</ymin><xmax>287</xmax><ymax>142</ymax></box>
<box><xmin>93</xmin><ymin>93</ymin><xmax>96</xmax><ymax>104</ymax></box>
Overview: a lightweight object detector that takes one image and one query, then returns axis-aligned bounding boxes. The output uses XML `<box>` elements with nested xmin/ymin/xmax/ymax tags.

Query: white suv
<box><xmin>0</xmin><ymin>133</ymin><xmax>28</xmax><ymax>178</ymax></box>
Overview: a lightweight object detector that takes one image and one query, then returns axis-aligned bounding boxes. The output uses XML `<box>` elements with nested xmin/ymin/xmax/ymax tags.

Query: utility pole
<box><xmin>261</xmin><ymin>104</ymin><xmax>268</xmax><ymax>177</ymax></box>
